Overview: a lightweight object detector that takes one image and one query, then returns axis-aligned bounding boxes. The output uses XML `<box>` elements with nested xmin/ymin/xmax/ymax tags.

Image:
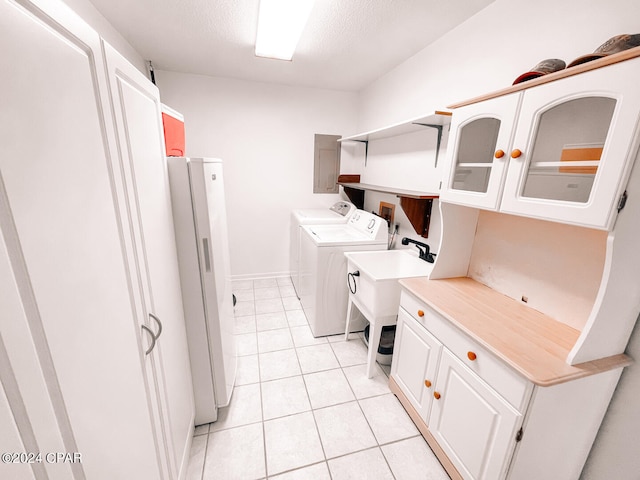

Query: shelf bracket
<box><xmin>353</xmin><ymin>140</ymin><xmax>369</xmax><ymax>166</ymax></box>
<box><xmin>412</xmin><ymin>123</ymin><xmax>444</xmax><ymax>168</ymax></box>
<box><xmin>398</xmin><ymin>196</ymin><xmax>433</xmax><ymax>238</ymax></box>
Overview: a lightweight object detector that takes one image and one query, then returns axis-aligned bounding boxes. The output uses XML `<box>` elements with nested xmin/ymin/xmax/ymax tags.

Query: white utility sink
<box><xmin>345</xmin><ymin>249</ymin><xmax>433</xmax><ymax>281</ymax></box>
<box><xmin>344</xmin><ymin>249</ymin><xmax>434</xmax><ymax>378</ymax></box>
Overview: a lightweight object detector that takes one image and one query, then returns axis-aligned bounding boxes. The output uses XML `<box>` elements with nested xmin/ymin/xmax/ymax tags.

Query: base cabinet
<box><xmin>391</xmin><ymin>288</ymin><xmax>624</xmax><ymax>480</ymax></box>
<box><xmin>430</xmin><ymin>350</ymin><xmax>521</xmax><ymax>480</ymax></box>
<box><xmin>392</xmin><ymin>303</ymin><xmax>523</xmax><ymax>480</ymax></box>
<box><xmin>390</xmin><ymin>308</ymin><xmax>441</xmax><ymax>420</ymax></box>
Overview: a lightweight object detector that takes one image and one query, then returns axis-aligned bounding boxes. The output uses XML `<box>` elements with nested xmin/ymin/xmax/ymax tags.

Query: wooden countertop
<box><xmin>399</xmin><ymin>277</ymin><xmax>631</xmax><ymax>386</ymax></box>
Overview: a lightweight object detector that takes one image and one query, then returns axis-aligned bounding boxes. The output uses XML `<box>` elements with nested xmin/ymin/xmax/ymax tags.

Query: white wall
<box><xmin>62</xmin><ymin>0</ymin><xmax>147</xmax><ymax>73</ymax></box>
<box><xmin>353</xmin><ymin>0</ymin><xmax>640</xmax><ymax>477</ymax></box>
<box><xmin>155</xmin><ymin>71</ymin><xmax>358</xmax><ymax>278</ymax></box>
<box><xmin>357</xmin><ymin>0</ymin><xmax>640</xmax><ymax>131</ymax></box>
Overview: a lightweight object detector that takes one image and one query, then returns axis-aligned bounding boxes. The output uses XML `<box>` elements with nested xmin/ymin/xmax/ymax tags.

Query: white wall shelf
<box><xmin>337</xmin><ymin>177</ymin><xmax>438</xmax><ymax>237</ymax></box>
<box><xmin>339</xmin><ymin>110</ymin><xmax>452</xmax><ymax>167</ymax></box>
<box><xmin>339</xmin><ymin>111</ymin><xmax>452</xmax><ymax>143</ymax></box>
<box><xmin>337</xmin><ymin>181</ymin><xmax>439</xmax><ymax>199</ymax></box>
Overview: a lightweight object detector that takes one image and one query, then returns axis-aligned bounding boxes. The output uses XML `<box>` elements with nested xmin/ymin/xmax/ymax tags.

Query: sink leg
<box><xmin>366</xmin><ymin>318</ymin><xmax>382</xmax><ymax>379</ymax></box>
<box><xmin>344</xmin><ymin>298</ymin><xmax>355</xmax><ymax>341</ymax></box>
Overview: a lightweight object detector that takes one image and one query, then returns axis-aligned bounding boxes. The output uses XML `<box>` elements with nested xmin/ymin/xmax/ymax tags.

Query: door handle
<box><xmin>149</xmin><ymin>313</ymin><xmax>163</xmax><ymax>340</ymax></box>
<box><xmin>141</xmin><ymin>325</ymin><xmax>156</xmax><ymax>355</ymax></box>
<box><xmin>202</xmin><ymin>238</ymin><xmax>212</xmax><ymax>272</ymax></box>
<box><xmin>143</xmin><ymin>313</ymin><xmax>163</xmax><ymax>355</ymax></box>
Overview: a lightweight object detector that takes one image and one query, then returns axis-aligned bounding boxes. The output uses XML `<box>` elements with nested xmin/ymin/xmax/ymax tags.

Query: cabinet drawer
<box><xmin>400</xmin><ymin>291</ymin><xmax>532</xmax><ymax>411</ymax></box>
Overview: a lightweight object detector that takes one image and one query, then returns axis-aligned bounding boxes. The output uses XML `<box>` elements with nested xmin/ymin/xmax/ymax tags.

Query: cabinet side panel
<box><xmin>569</xmin><ymin>144</ymin><xmax>640</xmax><ymax>363</ymax></box>
<box><xmin>508</xmin><ymin>368</ymin><xmax>622</xmax><ymax>480</ymax></box>
<box><xmin>429</xmin><ymin>202</ymin><xmax>478</xmax><ymax>279</ymax></box>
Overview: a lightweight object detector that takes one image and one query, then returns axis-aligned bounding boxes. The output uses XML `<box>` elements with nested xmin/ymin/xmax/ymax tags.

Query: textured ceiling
<box><xmin>89</xmin><ymin>0</ymin><xmax>494</xmax><ymax>91</ymax></box>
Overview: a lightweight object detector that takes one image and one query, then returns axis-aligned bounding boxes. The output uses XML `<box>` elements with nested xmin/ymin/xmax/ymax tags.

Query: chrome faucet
<box><xmin>401</xmin><ymin>237</ymin><xmax>436</xmax><ymax>263</ymax></box>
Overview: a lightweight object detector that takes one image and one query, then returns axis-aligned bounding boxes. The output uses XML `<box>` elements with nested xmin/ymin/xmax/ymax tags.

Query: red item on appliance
<box><xmin>161</xmin><ymin>105</ymin><xmax>185</xmax><ymax>156</ymax></box>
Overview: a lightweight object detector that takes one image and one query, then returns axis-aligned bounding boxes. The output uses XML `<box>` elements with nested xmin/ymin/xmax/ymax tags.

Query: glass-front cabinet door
<box><xmin>441</xmin><ymin>93</ymin><xmax>521</xmax><ymax>210</ymax></box>
<box><xmin>501</xmin><ymin>57</ymin><xmax>640</xmax><ymax>229</ymax></box>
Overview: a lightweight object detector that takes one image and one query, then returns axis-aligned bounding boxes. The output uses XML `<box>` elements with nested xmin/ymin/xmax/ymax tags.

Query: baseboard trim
<box><xmin>389</xmin><ymin>375</ymin><xmax>463</xmax><ymax>480</ymax></box>
<box><xmin>231</xmin><ymin>272</ymin><xmax>291</xmax><ymax>282</ymax></box>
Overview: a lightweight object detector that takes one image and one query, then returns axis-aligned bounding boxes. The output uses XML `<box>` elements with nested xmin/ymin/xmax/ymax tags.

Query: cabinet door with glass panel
<box><xmin>501</xmin><ymin>58</ymin><xmax>640</xmax><ymax>229</ymax></box>
<box><xmin>441</xmin><ymin>93</ymin><xmax>521</xmax><ymax>210</ymax></box>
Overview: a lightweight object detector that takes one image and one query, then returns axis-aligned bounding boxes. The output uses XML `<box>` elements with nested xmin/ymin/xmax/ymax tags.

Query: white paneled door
<box><xmin>0</xmin><ymin>0</ymin><xmax>164</xmax><ymax>478</ymax></box>
<box><xmin>103</xmin><ymin>43</ymin><xmax>195</xmax><ymax>478</ymax></box>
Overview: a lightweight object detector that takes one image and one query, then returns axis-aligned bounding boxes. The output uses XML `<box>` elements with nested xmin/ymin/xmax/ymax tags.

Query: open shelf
<box><xmin>337</xmin><ymin>176</ymin><xmax>438</xmax><ymax>238</ymax></box>
<box><xmin>337</xmin><ymin>182</ymin><xmax>439</xmax><ymax>199</ymax></box>
<box><xmin>339</xmin><ymin>111</ymin><xmax>452</xmax><ymax>143</ymax></box>
<box><xmin>339</xmin><ymin>111</ymin><xmax>452</xmax><ymax>167</ymax></box>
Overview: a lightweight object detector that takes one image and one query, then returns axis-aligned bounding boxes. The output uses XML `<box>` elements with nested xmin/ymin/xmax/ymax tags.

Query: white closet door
<box><xmin>0</xmin><ymin>1</ymin><xmax>162</xmax><ymax>479</ymax></box>
<box><xmin>0</xmin><ymin>232</ymin><xmax>73</xmax><ymax>480</ymax></box>
<box><xmin>0</xmin><ymin>352</ymin><xmax>36</xmax><ymax>480</ymax></box>
<box><xmin>103</xmin><ymin>43</ymin><xmax>195</xmax><ymax>478</ymax></box>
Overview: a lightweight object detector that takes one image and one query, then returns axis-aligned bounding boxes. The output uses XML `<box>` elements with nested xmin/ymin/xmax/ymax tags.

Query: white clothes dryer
<box><xmin>299</xmin><ymin>210</ymin><xmax>388</xmax><ymax>337</ymax></box>
<box><xmin>290</xmin><ymin>201</ymin><xmax>355</xmax><ymax>297</ymax></box>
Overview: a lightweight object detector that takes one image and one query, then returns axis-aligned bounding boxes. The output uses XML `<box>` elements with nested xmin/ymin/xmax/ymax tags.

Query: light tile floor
<box><xmin>186</xmin><ymin>277</ymin><xmax>451</xmax><ymax>480</ymax></box>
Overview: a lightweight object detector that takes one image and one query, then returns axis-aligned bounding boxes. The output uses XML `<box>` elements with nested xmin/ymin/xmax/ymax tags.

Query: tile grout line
<box><xmin>250</xmin><ymin>282</ymin><xmax>271</xmax><ymax>480</ymax></box>
<box><xmin>332</xmin><ymin>335</ymin><xmax>399</xmax><ymax>478</ymax></box>
<box><xmin>294</xmin><ymin>328</ymin><xmax>333</xmax><ymax>479</ymax></box>
<box><xmin>346</xmin><ymin>334</ymin><xmax>402</xmax><ymax>479</ymax></box>
<box><xmin>196</xmin><ymin>429</ymin><xmax>209</xmax><ymax>480</ymax></box>
<box><xmin>225</xmin><ymin>277</ymin><xmax>416</xmax><ymax>479</ymax></box>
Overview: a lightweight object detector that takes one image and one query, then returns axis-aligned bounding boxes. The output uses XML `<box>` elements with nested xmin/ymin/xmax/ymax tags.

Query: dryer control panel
<box><xmin>348</xmin><ymin>210</ymin><xmax>387</xmax><ymax>240</ymax></box>
<box><xmin>329</xmin><ymin>201</ymin><xmax>356</xmax><ymax>217</ymax></box>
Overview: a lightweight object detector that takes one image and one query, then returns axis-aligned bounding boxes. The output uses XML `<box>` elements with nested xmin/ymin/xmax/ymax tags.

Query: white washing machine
<box><xmin>290</xmin><ymin>201</ymin><xmax>356</xmax><ymax>297</ymax></box>
<box><xmin>299</xmin><ymin>210</ymin><xmax>388</xmax><ymax>337</ymax></box>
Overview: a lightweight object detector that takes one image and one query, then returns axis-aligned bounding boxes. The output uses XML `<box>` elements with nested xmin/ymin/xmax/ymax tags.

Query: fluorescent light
<box><xmin>255</xmin><ymin>0</ymin><xmax>315</xmax><ymax>61</ymax></box>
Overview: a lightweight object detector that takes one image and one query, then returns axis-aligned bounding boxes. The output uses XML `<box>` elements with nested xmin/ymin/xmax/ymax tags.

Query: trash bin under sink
<box><xmin>363</xmin><ymin>324</ymin><xmax>396</xmax><ymax>366</ymax></box>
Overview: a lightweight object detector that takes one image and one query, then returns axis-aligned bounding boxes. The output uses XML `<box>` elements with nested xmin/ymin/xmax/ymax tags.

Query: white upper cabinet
<box><xmin>441</xmin><ymin>94</ymin><xmax>520</xmax><ymax>210</ymax></box>
<box><xmin>442</xmin><ymin>57</ymin><xmax>640</xmax><ymax>229</ymax></box>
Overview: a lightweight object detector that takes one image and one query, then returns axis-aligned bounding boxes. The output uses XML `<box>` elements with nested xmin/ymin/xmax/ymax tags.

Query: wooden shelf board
<box><xmin>338</xmin><ymin>182</ymin><xmax>439</xmax><ymax>199</ymax></box>
<box><xmin>399</xmin><ymin>276</ymin><xmax>631</xmax><ymax>386</ymax></box>
<box><xmin>448</xmin><ymin>45</ymin><xmax>640</xmax><ymax>109</ymax></box>
<box><xmin>339</xmin><ymin>111</ymin><xmax>452</xmax><ymax>143</ymax></box>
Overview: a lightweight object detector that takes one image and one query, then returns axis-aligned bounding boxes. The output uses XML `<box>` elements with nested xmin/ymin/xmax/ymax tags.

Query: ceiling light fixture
<box><xmin>255</xmin><ymin>0</ymin><xmax>316</xmax><ymax>61</ymax></box>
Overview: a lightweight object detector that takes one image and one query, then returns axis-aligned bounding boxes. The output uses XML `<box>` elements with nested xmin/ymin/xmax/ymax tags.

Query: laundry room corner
<box><xmin>155</xmin><ymin>70</ymin><xmax>359</xmax><ymax>280</ymax></box>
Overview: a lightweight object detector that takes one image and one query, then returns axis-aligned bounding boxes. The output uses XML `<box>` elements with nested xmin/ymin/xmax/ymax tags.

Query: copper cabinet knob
<box><xmin>494</xmin><ymin>149</ymin><xmax>505</xmax><ymax>159</ymax></box>
<box><xmin>467</xmin><ymin>351</ymin><xmax>477</xmax><ymax>361</ymax></box>
<box><xmin>434</xmin><ymin>391</ymin><xmax>441</xmax><ymax>400</ymax></box>
<box><xmin>424</xmin><ymin>380</ymin><xmax>432</xmax><ymax>388</ymax></box>
<box><xmin>417</xmin><ymin>310</ymin><xmax>425</xmax><ymax>317</ymax></box>
<box><xmin>511</xmin><ymin>149</ymin><xmax>523</xmax><ymax>158</ymax></box>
